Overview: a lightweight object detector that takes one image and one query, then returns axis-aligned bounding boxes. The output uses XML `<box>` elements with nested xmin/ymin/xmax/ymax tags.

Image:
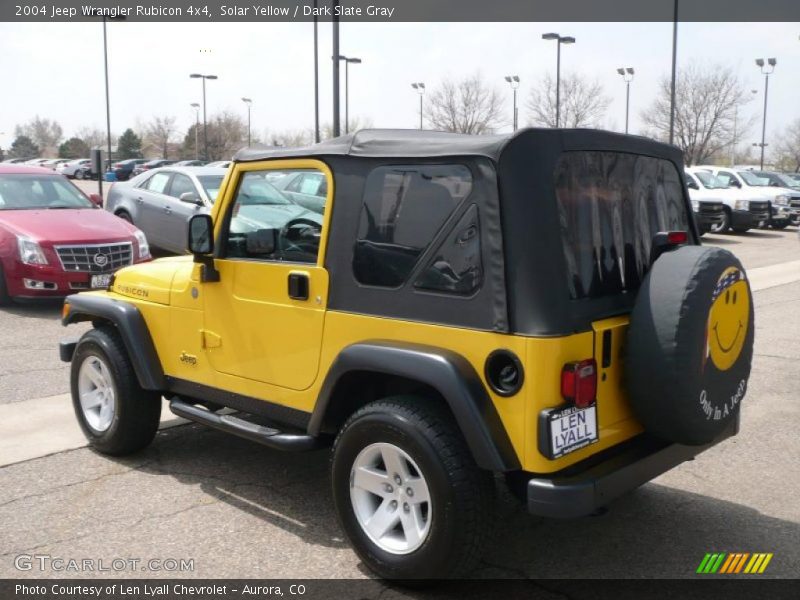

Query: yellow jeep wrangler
<box><xmin>60</xmin><ymin>129</ymin><xmax>753</xmax><ymax>579</ymax></box>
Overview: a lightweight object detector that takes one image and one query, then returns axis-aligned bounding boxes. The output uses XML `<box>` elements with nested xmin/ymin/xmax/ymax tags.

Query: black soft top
<box><xmin>233</xmin><ymin>128</ymin><xmax>683</xmax><ymax>166</ymax></box>
<box><xmin>234</xmin><ymin>128</ymin><xmax>690</xmax><ymax>335</ymax></box>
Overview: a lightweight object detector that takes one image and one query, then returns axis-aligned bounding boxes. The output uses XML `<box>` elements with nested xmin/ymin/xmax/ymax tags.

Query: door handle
<box><xmin>136</xmin><ymin>197</ymin><xmax>143</xmax><ymax>204</ymax></box>
<box><xmin>164</xmin><ymin>205</ymin><xmax>172</xmax><ymax>214</ymax></box>
<box><xmin>288</xmin><ymin>272</ymin><xmax>309</xmax><ymax>300</ymax></box>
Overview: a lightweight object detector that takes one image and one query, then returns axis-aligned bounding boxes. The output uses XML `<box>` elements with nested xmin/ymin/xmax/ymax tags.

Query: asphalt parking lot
<box><xmin>0</xmin><ymin>221</ymin><xmax>798</xmax><ymax>580</ymax></box>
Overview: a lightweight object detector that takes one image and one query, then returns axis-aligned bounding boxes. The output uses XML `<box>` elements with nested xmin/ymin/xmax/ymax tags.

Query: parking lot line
<box><xmin>747</xmin><ymin>259</ymin><xmax>800</xmax><ymax>292</ymax></box>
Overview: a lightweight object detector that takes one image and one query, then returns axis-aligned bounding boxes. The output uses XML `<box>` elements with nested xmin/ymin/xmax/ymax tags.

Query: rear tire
<box><xmin>75</xmin><ymin>170</ymin><xmax>84</xmax><ymax>180</ymax></box>
<box><xmin>71</xmin><ymin>327</ymin><xmax>161</xmax><ymax>455</ymax></box>
<box><xmin>331</xmin><ymin>396</ymin><xmax>494</xmax><ymax>580</ymax></box>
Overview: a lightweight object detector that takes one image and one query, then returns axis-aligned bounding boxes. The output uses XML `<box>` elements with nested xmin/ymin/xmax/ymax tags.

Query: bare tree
<box><xmin>424</xmin><ymin>74</ymin><xmax>503</xmax><ymax>134</ymax></box>
<box><xmin>641</xmin><ymin>63</ymin><xmax>755</xmax><ymax>166</ymax></box>
<box><xmin>205</xmin><ymin>111</ymin><xmax>247</xmax><ymax>161</ymax></box>
<box><xmin>144</xmin><ymin>116</ymin><xmax>177</xmax><ymax>159</ymax></box>
<box><xmin>14</xmin><ymin>116</ymin><xmax>63</xmax><ymax>155</ymax></box>
<box><xmin>773</xmin><ymin>118</ymin><xmax>800</xmax><ymax>173</ymax></box>
<box><xmin>75</xmin><ymin>126</ymin><xmax>107</xmax><ymax>150</ymax></box>
<box><xmin>526</xmin><ymin>73</ymin><xmax>610</xmax><ymax>129</ymax></box>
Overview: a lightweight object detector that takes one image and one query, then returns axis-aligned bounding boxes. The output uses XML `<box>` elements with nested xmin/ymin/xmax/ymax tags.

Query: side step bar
<box><xmin>169</xmin><ymin>398</ymin><xmax>322</xmax><ymax>452</ymax></box>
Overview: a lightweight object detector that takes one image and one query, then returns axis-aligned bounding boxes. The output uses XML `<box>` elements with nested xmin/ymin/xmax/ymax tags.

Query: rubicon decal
<box><xmin>696</xmin><ymin>552</ymin><xmax>773</xmax><ymax>574</ymax></box>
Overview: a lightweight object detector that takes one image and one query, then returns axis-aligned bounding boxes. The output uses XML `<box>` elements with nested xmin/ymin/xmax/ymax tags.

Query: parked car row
<box><xmin>686</xmin><ymin>166</ymin><xmax>800</xmax><ymax>234</ymax></box>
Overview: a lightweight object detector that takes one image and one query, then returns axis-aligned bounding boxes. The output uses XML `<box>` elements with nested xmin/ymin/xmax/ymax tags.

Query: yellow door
<box><xmin>200</xmin><ymin>160</ymin><xmax>334</xmax><ymax>392</ymax></box>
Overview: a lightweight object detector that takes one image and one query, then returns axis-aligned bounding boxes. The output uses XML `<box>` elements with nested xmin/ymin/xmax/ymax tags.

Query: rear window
<box><xmin>555</xmin><ymin>151</ymin><xmax>689</xmax><ymax>300</ymax></box>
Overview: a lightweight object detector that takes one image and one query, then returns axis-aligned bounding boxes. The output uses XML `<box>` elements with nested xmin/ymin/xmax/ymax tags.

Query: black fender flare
<box><xmin>62</xmin><ymin>295</ymin><xmax>165</xmax><ymax>391</ymax></box>
<box><xmin>309</xmin><ymin>341</ymin><xmax>520</xmax><ymax>472</ymax></box>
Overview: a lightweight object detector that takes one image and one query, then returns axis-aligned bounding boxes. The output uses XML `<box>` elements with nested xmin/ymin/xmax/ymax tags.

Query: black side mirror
<box><xmin>188</xmin><ymin>214</ymin><xmax>219</xmax><ymax>282</ymax></box>
<box><xmin>687</xmin><ymin>180</ymin><xmax>699</xmax><ymax>190</ymax></box>
<box><xmin>188</xmin><ymin>214</ymin><xmax>213</xmax><ymax>254</ymax></box>
<box><xmin>180</xmin><ymin>191</ymin><xmax>204</xmax><ymax>206</ymax></box>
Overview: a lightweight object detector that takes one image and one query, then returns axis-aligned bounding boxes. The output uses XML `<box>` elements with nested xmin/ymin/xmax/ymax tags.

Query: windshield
<box><xmin>738</xmin><ymin>171</ymin><xmax>770</xmax><ymax>186</ymax></box>
<box><xmin>198</xmin><ymin>175</ymin><xmax>225</xmax><ymax>203</ymax></box>
<box><xmin>754</xmin><ymin>171</ymin><xmax>797</xmax><ymax>188</ymax></box>
<box><xmin>0</xmin><ymin>174</ymin><xmax>93</xmax><ymax>210</ymax></box>
<box><xmin>693</xmin><ymin>170</ymin><xmax>727</xmax><ymax>189</ymax></box>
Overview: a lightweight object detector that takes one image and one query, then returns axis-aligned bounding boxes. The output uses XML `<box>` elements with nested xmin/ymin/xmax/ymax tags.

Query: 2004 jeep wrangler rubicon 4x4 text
<box><xmin>60</xmin><ymin>129</ymin><xmax>753</xmax><ymax>579</ymax></box>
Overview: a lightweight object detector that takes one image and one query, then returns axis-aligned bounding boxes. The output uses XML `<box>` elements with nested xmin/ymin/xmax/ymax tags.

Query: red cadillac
<box><xmin>0</xmin><ymin>165</ymin><xmax>150</xmax><ymax>302</ymax></box>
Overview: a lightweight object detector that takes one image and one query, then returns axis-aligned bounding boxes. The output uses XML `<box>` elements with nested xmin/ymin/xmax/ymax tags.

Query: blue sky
<box><xmin>0</xmin><ymin>21</ymin><xmax>798</xmax><ymax>151</ymax></box>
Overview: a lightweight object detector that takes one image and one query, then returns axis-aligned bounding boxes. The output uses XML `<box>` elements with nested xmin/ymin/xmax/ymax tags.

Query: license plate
<box><xmin>90</xmin><ymin>274</ymin><xmax>112</xmax><ymax>289</ymax></box>
<box><xmin>546</xmin><ymin>404</ymin><xmax>599</xmax><ymax>459</ymax></box>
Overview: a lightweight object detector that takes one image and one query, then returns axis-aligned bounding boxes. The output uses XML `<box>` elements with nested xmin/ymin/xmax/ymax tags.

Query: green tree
<box><xmin>9</xmin><ymin>135</ymin><xmax>40</xmax><ymax>159</ymax></box>
<box><xmin>58</xmin><ymin>137</ymin><xmax>90</xmax><ymax>159</ymax></box>
<box><xmin>181</xmin><ymin>123</ymin><xmax>201</xmax><ymax>160</ymax></box>
<box><xmin>117</xmin><ymin>128</ymin><xmax>143</xmax><ymax>159</ymax></box>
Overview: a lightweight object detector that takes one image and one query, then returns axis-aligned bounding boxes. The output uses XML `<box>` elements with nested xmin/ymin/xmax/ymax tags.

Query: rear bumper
<box><xmin>527</xmin><ymin>416</ymin><xmax>739</xmax><ymax>518</ymax></box>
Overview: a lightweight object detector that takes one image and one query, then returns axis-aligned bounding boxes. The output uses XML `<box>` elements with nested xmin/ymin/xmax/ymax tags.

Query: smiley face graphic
<box><xmin>706</xmin><ymin>267</ymin><xmax>750</xmax><ymax>372</ymax></box>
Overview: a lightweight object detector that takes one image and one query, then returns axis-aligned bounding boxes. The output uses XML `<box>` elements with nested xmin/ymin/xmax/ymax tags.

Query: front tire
<box><xmin>71</xmin><ymin>327</ymin><xmax>161</xmax><ymax>455</ymax></box>
<box><xmin>75</xmin><ymin>169</ymin><xmax>84</xmax><ymax>180</ymax></box>
<box><xmin>331</xmin><ymin>396</ymin><xmax>494</xmax><ymax>580</ymax></box>
<box><xmin>710</xmin><ymin>208</ymin><xmax>731</xmax><ymax>234</ymax></box>
<box><xmin>0</xmin><ymin>263</ymin><xmax>10</xmax><ymax>305</ymax></box>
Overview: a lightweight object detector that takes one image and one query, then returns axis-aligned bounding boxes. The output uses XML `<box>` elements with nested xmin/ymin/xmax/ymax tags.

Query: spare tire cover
<box><xmin>626</xmin><ymin>245</ymin><xmax>753</xmax><ymax>445</ymax></box>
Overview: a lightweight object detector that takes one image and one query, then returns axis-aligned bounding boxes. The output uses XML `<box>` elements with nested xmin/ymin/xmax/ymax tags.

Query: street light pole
<box><xmin>755</xmin><ymin>58</ymin><xmax>776</xmax><ymax>170</ymax></box>
<box><xmin>241</xmin><ymin>97</ymin><xmax>252</xmax><ymax>146</ymax></box>
<box><xmin>542</xmin><ymin>33</ymin><xmax>575</xmax><ymax>128</ymax></box>
<box><xmin>332</xmin><ymin>1</ymin><xmax>340</xmax><ymax>137</ymax></box>
<box><xmin>338</xmin><ymin>56</ymin><xmax>362</xmax><ymax>134</ymax></box>
<box><xmin>669</xmin><ymin>0</ymin><xmax>679</xmax><ymax>145</ymax></box>
<box><xmin>616</xmin><ymin>67</ymin><xmax>634</xmax><ymax>134</ymax></box>
<box><xmin>190</xmin><ymin>73</ymin><xmax>218</xmax><ymax>161</ymax></box>
<box><xmin>504</xmin><ymin>76</ymin><xmax>520</xmax><ymax>131</ymax></box>
<box><xmin>190</xmin><ymin>103</ymin><xmax>200</xmax><ymax>160</ymax></box>
<box><xmin>313</xmin><ymin>0</ymin><xmax>320</xmax><ymax>143</ymax></box>
<box><xmin>411</xmin><ymin>83</ymin><xmax>425</xmax><ymax>130</ymax></box>
<box><xmin>102</xmin><ymin>17</ymin><xmax>113</xmax><ymax>173</ymax></box>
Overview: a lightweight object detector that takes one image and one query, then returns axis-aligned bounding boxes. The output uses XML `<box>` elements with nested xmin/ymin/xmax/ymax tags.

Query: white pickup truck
<box><xmin>697</xmin><ymin>166</ymin><xmax>793</xmax><ymax>230</ymax></box>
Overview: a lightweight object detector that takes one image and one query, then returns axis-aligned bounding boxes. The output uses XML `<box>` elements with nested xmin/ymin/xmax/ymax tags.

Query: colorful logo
<box><xmin>705</xmin><ymin>267</ymin><xmax>750</xmax><ymax>372</ymax></box>
<box><xmin>696</xmin><ymin>552</ymin><xmax>773</xmax><ymax>574</ymax></box>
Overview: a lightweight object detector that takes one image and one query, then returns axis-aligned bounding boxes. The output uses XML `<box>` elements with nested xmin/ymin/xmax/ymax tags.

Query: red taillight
<box><xmin>666</xmin><ymin>230</ymin><xmax>688</xmax><ymax>245</ymax></box>
<box><xmin>561</xmin><ymin>359</ymin><xmax>597</xmax><ymax>408</ymax></box>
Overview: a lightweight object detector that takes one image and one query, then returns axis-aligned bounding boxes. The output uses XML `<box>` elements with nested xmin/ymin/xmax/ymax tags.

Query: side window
<box><xmin>716</xmin><ymin>171</ymin><xmax>735</xmax><ymax>187</ymax></box>
<box><xmin>143</xmin><ymin>172</ymin><xmax>170</xmax><ymax>194</ymax></box>
<box><xmin>353</xmin><ymin>165</ymin><xmax>473</xmax><ymax>288</ymax></box>
<box><xmin>224</xmin><ymin>168</ymin><xmax>327</xmax><ymax>264</ymax></box>
<box><xmin>168</xmin><ymin>174</ymin><xmax>195</xmax><ymax>199</ymax></box>
<box><xmin>414</xmin><ymin>204</ymin><xmax>482</xmax><ymax>295</ymax></box>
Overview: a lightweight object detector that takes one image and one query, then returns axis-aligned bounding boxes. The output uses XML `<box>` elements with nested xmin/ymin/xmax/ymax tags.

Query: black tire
<box><xmin>771</xmin><ymin>221</ymin><xmax>789</xmax><ymax>230</ymax></box>
<box><xmin>0</xmin><ymin>263</ymin><xmax>10</xmax><ymax>305</ymax></box>
<box><xmin>70</xmin><ymin>327</ymin><xmax>161</xmax><ymax>455</ymax></box>
<box><xmin>710</xmin><ymin>208</ymin><xmax>731</xmax><ymax>234</ymax></box>
<box><xmin>731</xmin><ymin>226</ymin><xmax>751</xmax><ymax>233</ymax></box>
<box><xmin>626</xmin><ymin>246</ymin><xmax>754</xmax><ymax>445</ymax></box>
<box><xmin>331</xmin><ymin>396</ymin><xmax>494</xmax><ymax>580</ymax></box>
<box><xmin>75</xmin><ymin>169</ymin><xmax>84</xmax><ymax>180</ymax></box>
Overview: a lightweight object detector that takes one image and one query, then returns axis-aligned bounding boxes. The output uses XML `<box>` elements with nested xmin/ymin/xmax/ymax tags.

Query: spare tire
<box><xmin>626</xmin><ymin>246</ymin><xmax>754</xmax><ymax>445</ymax></box>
